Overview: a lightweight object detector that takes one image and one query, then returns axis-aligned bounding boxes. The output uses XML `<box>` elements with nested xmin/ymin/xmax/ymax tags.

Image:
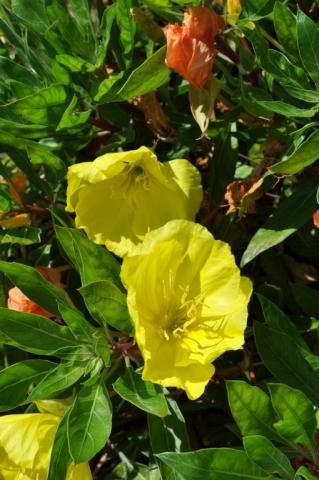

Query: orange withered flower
<box><xmin>163</xmin><ymin>7</ymin><xmax>224</xmax><ymax>88</ymax></box>
<box><xmin>313</xmin><ymin>209</ymin><xmax>319</xmax><ymax>228</ymax></box>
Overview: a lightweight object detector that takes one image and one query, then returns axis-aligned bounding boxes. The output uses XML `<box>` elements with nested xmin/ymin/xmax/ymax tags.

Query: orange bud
<box><xmin>313</xmin><ymin>209</ymin><xmax>319</xmax><ymax>228</ymax></box>
<box><xmin>163</xmin><ymin>7</ymin><xmax>224</xmax><ymax>88</ymax></box>
<box><xmin>7</xmin><ymin>267</ymin><xmax>63</xmax><ymax>318</ymax></box>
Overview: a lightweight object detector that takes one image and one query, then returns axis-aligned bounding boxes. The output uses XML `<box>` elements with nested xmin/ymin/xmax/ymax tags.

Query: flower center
<box><xmin>128</xmin><ymin>164</ymin><xmax>149</xmax><ymax>189</ymax></box>
<box><xmin>160</xmin><ymin>289</ymin><xmax>202</xmax><ymax>341</ymax></box>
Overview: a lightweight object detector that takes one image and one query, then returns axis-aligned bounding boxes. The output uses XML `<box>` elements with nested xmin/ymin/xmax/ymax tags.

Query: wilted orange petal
<box><xmin>8</xmin><ymin>286</ymin><xmax>52</xmax><ymax>318</ymax></box>
<box><xmin>184</xmin><ymin>6</ymin><xmax>225</xmax><ymax>47</ymax></box>
<box><xmin>163</xmin><ymin>7</ymin><xmax>224</xmax><ymax>88</ymax></box>
<box><xmin>313</xmin><ymin>209</ymin><xmax>319</xmax><ymax>228</ymax></box>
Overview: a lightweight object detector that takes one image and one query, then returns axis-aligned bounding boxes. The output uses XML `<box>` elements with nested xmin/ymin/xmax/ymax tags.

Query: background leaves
<box><xmin>0</xmin><ymin>0</ymin><xmax>318</xmax><ymax>479</ymax></box>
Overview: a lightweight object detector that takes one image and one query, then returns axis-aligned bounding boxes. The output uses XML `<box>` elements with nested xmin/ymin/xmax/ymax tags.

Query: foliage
<box><xmin>0</xmin><ymin>0</ymin><xmax>318</xmax><ymax>479</ymax></box>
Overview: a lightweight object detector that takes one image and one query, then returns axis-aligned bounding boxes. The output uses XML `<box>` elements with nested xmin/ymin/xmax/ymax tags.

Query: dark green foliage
<box><xmin>0</xmin><ymin>1</ymin><xmax>318</xmax><ymax>479</ymax></box>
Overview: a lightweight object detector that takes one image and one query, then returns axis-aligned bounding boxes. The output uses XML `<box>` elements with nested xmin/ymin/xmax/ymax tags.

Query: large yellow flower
<box><xmin>121</xmin><ymin>220</ymin><xmax>252</xmax><ymax>400</ymax></box>
<box><xmin>0</xmin><ymin>413</ymin><xmax>92</xmax><ymax>480</ymax></box>
<box><xmin>66</xmin><ymin>146</ymin><xmax>202</xmax><ymax>257</ymax></box>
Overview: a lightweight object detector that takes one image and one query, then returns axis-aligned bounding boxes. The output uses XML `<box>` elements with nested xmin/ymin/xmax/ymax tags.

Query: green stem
<box><xmin>257</xmin><ymin>26</ymin><xmax>285</xmax><ymax>52</ymax></box>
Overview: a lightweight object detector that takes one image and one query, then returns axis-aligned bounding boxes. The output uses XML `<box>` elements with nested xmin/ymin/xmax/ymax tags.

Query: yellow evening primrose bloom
<box><xmin>121</xmin><ymin>220</ymin><xmax>252</xmax><ymax>400</ymax></box>
<box><xmin>66</xmin><ymin>146</ymin><xmax>203</xmax><ymax>257</ymax></box>
<box><xmin>0</xmin><ymin>413</ymin><xmax>92</xmax><ymax>480</ymax></box>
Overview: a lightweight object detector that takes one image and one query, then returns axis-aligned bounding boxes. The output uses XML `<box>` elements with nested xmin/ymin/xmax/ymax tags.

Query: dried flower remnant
<box><xmin>225</xmin><ymin>178</ymin><xmax>264</xmax><ymax>215</ymax></box>
<box><xmin>163</xmin><ymin>7</ymin><xmax>224</xmax><ymax>88</ymax></box>
<box><xmin>313</xmin><ymin>209</ymin><xmax>319</xmax><ymax>228</ymax></box>
<box><xmin>132</xmin><ymin>92</ymin><xmax>176</xmax><ymax>141</ymax></box>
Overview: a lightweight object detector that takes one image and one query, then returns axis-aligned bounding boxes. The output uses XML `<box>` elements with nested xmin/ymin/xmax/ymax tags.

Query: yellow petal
<box><xmin>227</xmin><ymin>0</ymin><xmax>242</xmax><ymax>25</ymax></box>
<box><xmin>0</xmin><ymin>413</ymin><xmax>92</xmax><ymax>480</ymax></box>
<box><xmin>121</xmin><ymin>219</ymin><xmax>252</xmax><ymax>399</ymax></box>
<box><xmin>66</xmin><ymin>147</ymin><xmax>202</xmax><ymax>256</ymax></box>
<box><xmin>0</xmin><ymin>413</ymin><xmax>59</xmax><ymax>475</ymax></box>
<box><xmin>143</xmin><ymin>346</ymin><xmax>215</xmax><ymax>400</ymax></box>
<box><xmin>67</xmin><ymin>462</ymin><xmax>93</xmax><ymax>480</ymax></box>
<box><xmin>36</xmin><ymin>398</ymin><xmax>73</xmax><ymax>417</ymax></box>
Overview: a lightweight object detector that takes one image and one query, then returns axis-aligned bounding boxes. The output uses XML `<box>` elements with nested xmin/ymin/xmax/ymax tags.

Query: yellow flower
<box><xmin>66</xmin><ymin>146</ymin><xmax>202</xmax><ymax>257</ymax></box>
<box><xmin>121</xmin><ymin>220</ymin><xmax>252</xmax><ymax>400</ymax></box>
<box><xmin>227</xmin><ymin>0</ymin><xmax>242</xmax><ymax>25</ymax></box>
<box><xmin>0</xmin><ymin>413</ymin><xmax>92</xmax><ymax>480</ymax></box>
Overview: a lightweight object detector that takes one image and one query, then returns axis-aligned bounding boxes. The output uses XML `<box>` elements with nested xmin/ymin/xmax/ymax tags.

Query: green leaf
<box><xmin>56</xmin><ymin>95</ymin><xmax>91</xmax><ymax>131</ymax></box>
<box><xmin>0</xmin><ymin>359</ymin><xmax>56</xmax><ymax>411</ymax></box>
<box><xmin>254</xmin><ymin>322</ymin><xmax>319</xmax><ymax>406</ymax></box>
<box><xmin>0</xmin><ymin>308</ymin><xmax>77</xmax><ymax>356</ymax></box>
<box><xmin>0</xmin><ymin>84</ymin><xmax>70</xmax><ymax>126</ymax></box>
<box><xmin>48</xmin><ymin>412</ymin><xmax>71</xmax><ymax>480</ymax></box>
<box><xmin>291</xmin><ymin>283</ymin><xmax>319</xmax><ymax>317</ymax></box>
<box><xmin>116</xmin><ymin>0</ymin><xmax>136</xmax><ymax>66</ymax></box>
<box><xmin>241</xmin><ymin>180</ymin><xmax>318</xmax><ymax>266</ymax></box>
<box><xmin>157</xmin><ymin>449</ymin><xmax>273</xmax><ymax>480</ymax></box>
<box><xmin>0</xmin><ymin>227</ymin><xmax>41</xmax><ymax>246</ymax></box>
<box><xmin>254</xmin><ymin>100</ymin><xmax>318</xmax><ymax>118</ymax></box>
<box><xmin>297</xmin><ymin>9</ymin><xmax>319</xmax><ymax>84</ymax></box>
<box><xmin>280</xmin><ymin>84</ymin><xmax>319</xmax><ymax>103</ymax></box>
<box><xmin>257</xmin><ymin>295</ymin><xmax>310</xmax><ymax>357</ymax></box>
<box><xmin>244</xmin><ymin>435</ymin><xmax>294</xmax><ymax>479</ymax></box>
<box><xmin>296</xmin><ymin>466</ymin><xmax>318</xmax><ymax>480</ymax></box>
<box><xmin>12</xmin><ymin>0</ymin><xmax>49</xmax><ymax>32</ymax></box>
<box><xmin>0</xmin><ymin>260</ymin><xmax>68</xmax><ymax>316</ymax></box>
<box><xmin>208</xmin><ymin>128</ymin><xmax>237</xmax><ymax>206</ymax></box>
<box><xmin>55</xmin><ymin>226</ymin><xmax>121</xmax><ymax>287</ymax></box>
<box><xmin>0</xmin><ymin>184</ymin><xmax>12</xmax><ymax>212</ymax></box>
<box><xmin>79</xmin><ymin>280</ymin><xmax>132</xmax><ymax>333</ymax></box>
<box><xmin>226</xmin><ymin>380</ymin><xmax>279</xmax><ymax>441</ymax></box>
<box><xmin>27</xmin><ymin>362</ymin><xmax>87</xmax><ymax>402</ymax></box>
<box><xmin>268</xmin><ymin>383</ymin><xmax>317</xmax><ymax>458</ymax></box>
<box><xmin>96</xmin><ymin>46</ymin><xmax>169</xmax><ymax>103</ymax></box>
<box><xmin>113</xmin><ymin>367</ymin><xmax>168</xmax><ymax>417</ymax></box>
<box><xmin>148</xmin><ymin>396</ymin><xmax>190</xmax><ymax>454</ymax></box>
<box><xmin>274</xmin><ymin>2</ymin><xmax>298</xmax><ymax>60</ymax></box>
<box><xmin>0</xmin><ymin>56</ymin><xmax>38</xmax><ymax>86</ymax></box>
<box><xmin>56</xmin><ymin>54</ymin><xmax>96</xmax><ymax>73</ymax></box>
<box><xmin>271</xmin><ymin>130</ymin><xmax>319</xmax><ymax>174</ymax></box>
<box><xmin>0</xmin><ymin>134</ymin><xmax>66</xmax><ymax>182</ymax></box>
<box><xmin>67</xmin><ymin>0</ymin><xmax>96</xmax><ymax>57</ymax></box>
<box><xmin>96</xmin><ymin>4</ymin><xmax>117</xmax><ymax>67</ymax></box>
<box><xmin>67</xmin><ymin>382</ymin><xmax>112</xmax><ymax>463</ymax></box>
<box><xmin>58</xmin><ymin>304</ymin><xmax>95</xmax><ymax>342</ymax></box>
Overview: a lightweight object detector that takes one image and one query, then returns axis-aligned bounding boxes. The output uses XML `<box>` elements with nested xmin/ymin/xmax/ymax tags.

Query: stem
<box><xmin>257</xmin><ymin>26</ymin><xmax>285</xmax><ymax>52</ymax></box>
<box><xmin>216</xmin><ymin>35</ymin><xmax>240</xmax><ymax>64</ymax></box>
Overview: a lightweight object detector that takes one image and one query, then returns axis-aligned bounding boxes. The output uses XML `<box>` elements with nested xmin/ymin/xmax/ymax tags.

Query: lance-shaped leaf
<box><xmin>67</xmin><ymin>382</ymin><xmax>112</xmax><ymax>463</ymax></box>
<box><xmin>113</xmin><ymin>367</ymin><xmax>168</xmax><ymax>417</ymax></box>
<box><xmin>157</xmin><ymin>448</ymin><xmax>273</xmax><ymax>480</ymax></box>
